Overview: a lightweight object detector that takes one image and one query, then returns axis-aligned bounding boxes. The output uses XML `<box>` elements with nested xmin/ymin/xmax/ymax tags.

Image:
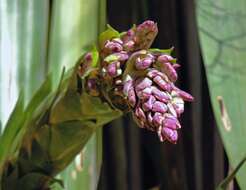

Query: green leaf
<box><xmin>0</xmin><ymin>0</ymin><xmax>107</xmax><ymax>189</ymax></box>
<box><xmin>16</xmin><ymin>172</ymin><xmax>63</xmax><ymax>190</ymax></box>
<box><xmin>14</xmin><ymin>76</ymin><xmax>52</xmax><ymax>143</ymax></box>
<box><xmin>217</xmin><ymin>156</ymin><xmax>246</xmax><ymax>190</ymax></box>
<box><xmin>0</xmin><ymin>92</ymin><xmax>24</xmax><ymax>163</ymax></box>
<box><xmin>79</xmin><ymin>92</ymin><xmax>122</xmax><ymax>126</ymax></box>
<box><xmin>91</xmin><ymin>46</ymin><xmax>99</xmax><ymax>68</ymax></box>
<box><xmin>98</xmin><ymin>24</ymin><xmax>120</xmax><ymax>49</ymax></box>
<box><xmin>49</xmin><ymin>90</ymin><xmax>82</xmax><ymax>124</ymax></box>
<box><xmin>197</xmin><ymin>0</ymin><xmax>246</xmax><ymax>188</ymax></box>
<box><xmin>104</xmin><ymin>54</ymin><xmax>120</xmax><ymax>63</ymax></box>
<box><xmin>24</xmin><ymin>74</ymin><xmax>53</xmax><ymax>122</ymax></box>
<box><xmin>0</xmin><ymin>121</ymin><xmax>2</xmax><ymax>136</ymax></box>
<box><xmin>0</xmin><ymin>74</ymin><xmax>52</xmax><ymax>165</ymax></box>
<box><xmin>32</xmin><ymin>120</ymin><xmax>95</xmax><ymax>174</ymax></box>
<box><xmin>0</xmin><ymin>0</ymin><xmax>50</xmax><ymax>167</ymax></box>
<box><xmin>149</xmin><ymin>47</ymin><xmax>174</xmax><ymax>55</ymax></box>
<box><xmin>47</xmin><ymin>1</ymin><xmax>107</xmax><ymax>189</ymax></box>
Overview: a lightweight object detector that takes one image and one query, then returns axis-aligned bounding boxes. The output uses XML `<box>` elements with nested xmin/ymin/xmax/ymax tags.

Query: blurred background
<box><xmin>0</xmin><ymin>0</ymin><xmax>246</xmax><ymax>190</ymax></box>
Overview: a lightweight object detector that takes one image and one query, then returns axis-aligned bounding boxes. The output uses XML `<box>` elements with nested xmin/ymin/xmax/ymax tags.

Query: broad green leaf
<box><xmin>217</xmin><ymin>156</ymin><xmax>246</xmax><ymax>190</ymax></box>
<box><xmin>0</xmin><ymin>0</ymin><xmax>48</xmax><ymax>127</ymax></box>
<box><xmin>0</xmin><ymin>74</ymin><xmax>52</xmax><ymax>165</ymax></box>
<box><xmin>0</xmin><ymin>93</ymin><xmax>24</xmax><ymax>163</ymax></box>
<box><xmin>0</xmin><ymin>0</ymin><xmax>106</xmax><ymax>189</ymax></box>
<box><xmin>47</xmin><ymin>0</ymin><xmax>106</xmax><ymax>189</ymax></box>
<box><xmin>48</xmin><ymin>0</ymin><xmax>100</xmax><ymax>87</ymax></box>
<box><xmin>9</xmin><ymin>75</ymin><xmax>53</xmax><ymax>156</ymax></box>
<box><xmin>196</xmin><ymin>0</ymin><xmax>246</xmax><ymax>188</ymax></box>
<box><xmin>32</xmin><ymin>120</ymin><xmax>95</xmax><ymax>173</ymax></box>
<box><xmin>79</xmin><ymin>93</ymin><xmax>122</xmax><ymax>126</ymax></box>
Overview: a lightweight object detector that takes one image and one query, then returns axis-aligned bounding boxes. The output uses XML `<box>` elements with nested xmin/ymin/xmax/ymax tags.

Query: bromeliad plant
<box><xmin>0</xmin><ymin>20</ymin><xmax>193</xmax><ymax>190</ymax></box>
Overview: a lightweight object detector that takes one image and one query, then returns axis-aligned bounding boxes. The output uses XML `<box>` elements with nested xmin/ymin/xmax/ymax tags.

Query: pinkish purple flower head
<box><xmin>121</xmin><ymin>51</ymin><xmax>193</xmax><ymax>144</ymax></box>
<box><xmin>80</xmin><ymin>20</ymin><xmax>193</xmax><ymax>144</ymax></box>
<box><xmin>100</xmin><ymin>47</ymin><xmax>193</xmax><ymax>143</ymax></box>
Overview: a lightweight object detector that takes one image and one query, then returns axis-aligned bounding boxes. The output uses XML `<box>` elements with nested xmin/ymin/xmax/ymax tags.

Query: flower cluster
<box><xmin>79</xmin><ymin>20</ymin><xmax>193</xmax><ymax>144</ymax></box>
<box><xmin>99</xmin><ymin>20</ymin><xmax>158</xmax><ymax>91</ymax></box>
<box><xmin>123</xmin><ymin>52</ymin><xmax>193</xmax><ymax>143</ymax></box>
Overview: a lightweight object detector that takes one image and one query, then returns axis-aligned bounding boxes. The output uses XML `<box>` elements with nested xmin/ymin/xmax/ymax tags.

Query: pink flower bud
<box><xmin>135</xmin><ymin>77</ymin><xmax>152</xmax><ymax>91</ymax></box>
<box><xmin>172</xmin><ymin>97</ymin><xmax>184</xmax><ymax>116</ymax></box>
<box><xmin>151</xmin><ymin>86</ymin><xmax>170</xmax><ymax>103</ymax></box>
<box><xmin>79</xmin><ymin>52</ymin><xmax>93</xmax><ymax>76</ymax></box>
<box><xmin>86</xmin><ymin>78</ymin><xmax>99</xmax><ymax>96</ymax></box>
<box><xmin>104</xmin><ymin>40</ymin><xmax>123</xmax><ymax>52</ymax></box>
<box><xmin>135</xmin><ymin>20</ymin><xmax>158</xmax><ymax>49</ymax></box>
<box><xmin>153</xmin><ymin>112</ymin><xmax>164</xmax><ymax>126</ymax></box>
<box><xmin>152</xmin><ymin>101</ymin><xmax>168</xmax><ymax>113</ymax></box>
<box><xmin>153</xmin><ymin>75</ymin><xmax>172</xmax><ymax>92</ymax></box>
<box><xmin>84</xmin><ymin>52</ymin><xmax>93</xmax><ymax>62</ymax></box>
<box><xmin>113</xmin><ymin>51</ymin><xmax>129</xmax><ymax>62</ymax></box>
<box><xmin>112</xmin><ymin>38</ymin><xmax>123</xmax><ymax>45</ymax></box>
<box><xmin>133</xmin><ymin>115</ymin><xmax>145</xmax><ymax>128</ymax></box>
<box><xmin>167</xmin><ymin>103</ymin><xmax>177</xmax><ymax>117</ymax></box>
<box><xmin>147</xmin><ymin>69</ymin><xmax>169</xmax><ymax>81</ymax></box>
<box><xmin>147</xmin><ymin>69</ymin><xmax>159</xmax><ymax>78</ymax></box>
<box><xmin>136</xmin><ymin>20</ymin><xmax>157</xmax><ymax>33</ymax></box>
<box><xmin>161</xmin><ymin>127</ymin><xmax>178</xmax><ymax>144</ymax></box>
<box><xmin>172</xmin><ymin>64</ymin><xmax>181</xmax><ymax>69</ymax></box>
<box><xmin>128</xmin><ymin>88</ymin><xmax>136</xmax><ymax>107</ymax></box>
<box><xmin>135</xmin><ymin>57</ymin><xmax>153</xmax><ymax>70</ymax></box>
<box><xmin>147</xmin><ymin>112</ymin><xmax>154</xmax><ymax>126</ymax></box>
<box><xmin>107</xmin><ymin>62</ymin><xmax>118</xmax><ymax>77</ymax></box>
<box><xmin>127</xmin><ymin>29</ymin><xmax>135</xmax><ymax>37</ymax></box>
<box><xmin>157</xmin><ymin>54</ymin><xmax>174</xmax><ymax>63</ymax></box>
<box><xmin>160</xmin><ymin>62</ymin><xmax>178</xmax><ymax>82</ymax></box>
<box><xmin>175</xmin><ymin>88</ymin><xmax>194</xmax><ymax>102</ymax></box>
<box><xmin>123</xmin><ymin>79</ymin><xmax>133</xmax><ymax>96</ymax></box>
<box><xmin>87</xmin><ymin>78</ymin><xmax>97</xmax><ymax>90</ymax></box>
<box><xmin>123</xmin><ymin>40</ymin><xmax>135</xmax><ymax>51</ymax></box>
<box><xmin>136</xmin><ymin>87</ymin><xmax>152</xmax><ymax>100</ymax></box>
<box><xmin>142</xmin><ymin>95</ymin><xmax>156</xmax><ymax>111</ymax></box>
<box><xmin>135</xmin><ymin>106</ymin><xmax>146</xmax><ymax>122</ymax></box>
<box><xmin>162</xmin><ymin>114</ymin><xmax>181</xmax><ymax>130</ymax></box>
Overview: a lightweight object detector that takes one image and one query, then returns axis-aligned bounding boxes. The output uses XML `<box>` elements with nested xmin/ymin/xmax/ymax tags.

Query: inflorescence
<box><xmin>79</xmin><ymin>20</ymin><xmax>193</xmax><ymax>144</ymax></box>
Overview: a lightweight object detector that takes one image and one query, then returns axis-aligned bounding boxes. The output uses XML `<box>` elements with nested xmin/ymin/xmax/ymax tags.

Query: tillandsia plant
<box><xmin>0</xmin><ymin>20</ymin><xmax>193</xmax><ymax>190</ymax></box>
